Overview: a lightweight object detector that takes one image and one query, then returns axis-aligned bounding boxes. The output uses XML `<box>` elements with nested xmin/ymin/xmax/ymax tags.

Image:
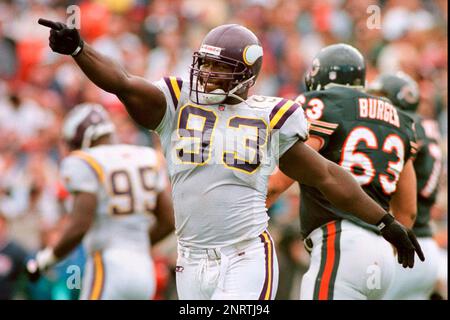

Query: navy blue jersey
<box><xmin>408</xmin><ymin>115</ymin><xmax>442</xmax><ymax>237</ymax></box>
<box><xmin>296</xmin><ymin>86</ymin><xmax>417</xmax><ymax>238</ymax></box>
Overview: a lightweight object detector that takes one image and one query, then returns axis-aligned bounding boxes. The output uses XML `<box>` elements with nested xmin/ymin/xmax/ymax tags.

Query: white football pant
<box><xmin>176</xmin><ymin>231</ymin><xmax>279</xmax><ymax>300</ymax></box>
<box><xmin>300</xmin><ymin>220</ymin><xmax>395</xmax><ymax>300</ymax></box>
<box><xmin>80</xmin><ymin>249</ymin><xmax>156</xmax><ymax>300</ymax></box>
<box><xmin>384</xmin><ymin>237</ymin><xmax>441</xmax><ymax>300</ymax></box>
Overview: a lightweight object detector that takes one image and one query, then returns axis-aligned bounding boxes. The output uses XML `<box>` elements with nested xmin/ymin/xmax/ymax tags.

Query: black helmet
<box><xmin>190</xmin><ymin>24</ymin><xmax>263</xmax><ymax>105</ymax></box>
<box><xmin>305</xmin><ymin>43</ymin><xmax>366</xmax><ymax>91</ymax></box>
<box><xmin>368</xmin><ymin>72</ymin><xmax>420</xmax><ymax>112</ymax></box>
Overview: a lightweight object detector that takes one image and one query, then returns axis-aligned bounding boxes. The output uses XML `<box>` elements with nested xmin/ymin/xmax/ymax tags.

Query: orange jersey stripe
<box><xmin>311</xmin><ymin>119</ymin><xmax>339</xmax><ymax>129</ymax></box>
<box><xmin>318</xmin><ymin>222</ymin><xmax>336</xmax><ymax>300</ymax></box>
<box><xmin>309</xmin><ymin>125</ymin><xmax>334</xmax><ymax>135</ymax></box>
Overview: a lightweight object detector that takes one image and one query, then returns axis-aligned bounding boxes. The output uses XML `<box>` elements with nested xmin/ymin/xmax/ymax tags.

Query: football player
<box><xmin>267</xmin><ymin>44</ymin><xmax>421</xmax><ymax>299</ymax></box>
<box><xmin>38</xmin><ymin>19</ymin><xmax>423</xmax><ymax>300</ymax></box>
<box><xmin>369</xmin><ymin>72</ymin><xmax>444</xmax><ymax>300</ymax></box>
<box><xmin>26</xmin><ymin>103</ymin><xmax>174</xmax><ymax>300</ymax></box>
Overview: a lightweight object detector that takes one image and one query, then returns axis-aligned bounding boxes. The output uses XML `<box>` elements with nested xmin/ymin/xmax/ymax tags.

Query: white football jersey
<box><xmin>154</xmin><ymin>77</ymin><xmax>308</xmax><ymax>248</ymax></box>
<box><xmin>60</xmin><ymin>144</ymin><xmax>167</xmax><ymax>254</ymax></box>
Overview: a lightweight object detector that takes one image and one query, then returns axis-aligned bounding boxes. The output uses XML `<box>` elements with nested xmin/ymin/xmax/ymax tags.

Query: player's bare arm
<box><xmin>38</xmin><ymin>18</ymin><xmax>166</xmax><ymax>130</ymax></box>
<box><xmin>53</xmin><ymin>192</ymin><xmax>97</xmax><ymax>258</ymax></box>
<box><xmin>266</xmin><ymin>136</ymin><xmax>323</xmax><ymax>208</ymax></box>
<box><xmin>150</xmin><ymin>186</ymin><xmax>175</xmax><ymax>245</ymax></box>
<box><xmin>25</xmin><ymin>192</ymin><xmax>96</xmax><ymax>281</ymax></box>
<box><xmin>266</xmin><ymin>169</ymin><xmax>294</xmax><ymax>208</ymax></box>
<box><xmin>74</xmin><ymin>44</ymin><xmax>166</xmax><ymax>129</ymax></box>
<box><xmin>279</xmin><ymin>141</ymin><xmax>388</xmax><ymax>224</ymax></box>
<box><xmin>390</xmin><ymin>160</ymin><xmax>417</xmax><ymax>228</ymax></box>
<box><xmin>279</xmin><ymin>140</ymin><xmax>424</xmax><ymax>267</ymax></box>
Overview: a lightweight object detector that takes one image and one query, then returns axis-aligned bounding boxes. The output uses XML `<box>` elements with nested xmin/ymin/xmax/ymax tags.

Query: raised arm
<box><xmin>279</xmin><ymin>140</ymin><xmax>424</xmax><ymax>268</ymax></box>
<box><xmin>38</xmin><ymin>18</ymin><xmax>166</xmax><ymax>130</ymax></box>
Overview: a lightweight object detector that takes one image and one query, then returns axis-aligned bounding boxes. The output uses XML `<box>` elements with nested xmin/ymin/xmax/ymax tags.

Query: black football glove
<box><xmin>377</xmin><ymin>213</ymin><xmax>425</xmax><ymax>268</ymax></box>
<box><xmin>38</xmin><ymin>18</ymin><xmax>84</xmax><ymax>56</ymax></box>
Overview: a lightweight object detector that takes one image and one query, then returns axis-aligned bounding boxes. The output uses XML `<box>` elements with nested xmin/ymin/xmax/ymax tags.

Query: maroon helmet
<box><xmin>190</xmin><ymin>24</ymin><xmax>263</xmax><ymax>105</ymax></box>
<box><xmin>62</xmin><ymin>103</ymin><xmax>115</xmax><ymax>150</ymax></box>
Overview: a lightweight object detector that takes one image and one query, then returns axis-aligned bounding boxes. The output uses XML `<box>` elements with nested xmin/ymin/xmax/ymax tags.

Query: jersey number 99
<box><xmin>109</xmin><ymin>167</ymin><xmax>157</xmax><ymax>215</ymax></box>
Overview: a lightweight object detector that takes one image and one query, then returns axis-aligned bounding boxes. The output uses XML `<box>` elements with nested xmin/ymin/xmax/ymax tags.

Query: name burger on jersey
<box><xmin>358</xmin><ymin>98</ymin><xmax>400</xmax><ymax>128</ymax></box>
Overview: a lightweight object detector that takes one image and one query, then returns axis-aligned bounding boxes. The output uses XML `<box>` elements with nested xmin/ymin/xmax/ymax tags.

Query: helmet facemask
<box><xmin>189</xmin><ymin>52</ymin><xmax>254</xmax><ymax>105</ymax></box>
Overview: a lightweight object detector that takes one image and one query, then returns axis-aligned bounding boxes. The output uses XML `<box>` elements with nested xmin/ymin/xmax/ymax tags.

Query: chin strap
<box><xmin>225</xmin><ymin>76</ymin><xmax>255</xmax><ymax>103</ymax></box>
<box><xmin>192</xmin><ymin>76</ymin><xmax>255</xmax><ymax>105</ymax></box>
<box><xmin>227</xmin><ymin>93</ymin><xmax>247</xmax><ymax>103</ymax></box>
<box><xmin>229</xmin><ymin>76</ymin><xmax>255</xmax><ymax>95</ymax></box>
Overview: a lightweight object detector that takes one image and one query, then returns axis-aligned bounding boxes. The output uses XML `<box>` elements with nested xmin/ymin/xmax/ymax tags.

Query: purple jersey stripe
<box><xmin>164</xmin><ymin>77</ymin><xmax>178</xmax><ymax>108</ymax></box>
<box><xmin>175</xmin><ymin>78</ymin><xmax>183</xmax><ymax>110</ymax></box>
<box><xmin>273</xmin><ymin>102</ymin><xmax>300</xmax><ymax>130</ymax></box>
<box><xmin>259</xmin><ymin>232</ymin><xmax>270</xmax><ymax>300</ymax></box>
<box><xmin>269</xmin><ymin>98</ymin><xmax>289</xmax><ymax>121</ymax></box>
<box><xmin>267</xmin><ymin>232</ymin><xmax>274</xmax><ymax>299</ymax></box>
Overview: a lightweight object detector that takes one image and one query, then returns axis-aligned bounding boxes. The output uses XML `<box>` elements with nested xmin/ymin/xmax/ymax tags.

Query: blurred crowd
<box><xmin>0</xmin><ymin>0</ymin><xmax>447</xmax><ymax>300</ymax></box>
